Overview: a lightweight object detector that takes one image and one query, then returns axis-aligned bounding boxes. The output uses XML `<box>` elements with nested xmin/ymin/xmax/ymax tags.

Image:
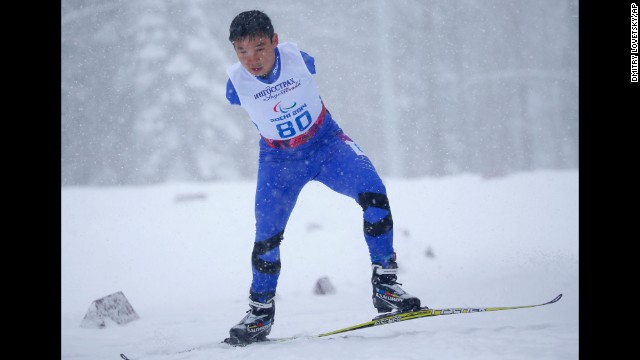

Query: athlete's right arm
<box><xmin>226</xmin><ymin>79</ymin><xmax>241</xmax><ymax>105</ymax></box>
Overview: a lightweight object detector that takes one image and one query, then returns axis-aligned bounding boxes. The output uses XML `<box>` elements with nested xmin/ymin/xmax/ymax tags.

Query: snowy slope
<box><xmin>61</xmin><ymin>170</ymin><xmax>578</xmax><ymax>360</ymax></box>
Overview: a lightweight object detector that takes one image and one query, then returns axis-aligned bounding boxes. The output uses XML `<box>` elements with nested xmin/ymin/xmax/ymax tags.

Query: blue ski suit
<box><xmin>226</xmin><ymin>45</ymin><xmax>395</xmax><ymax>303</ymax></box>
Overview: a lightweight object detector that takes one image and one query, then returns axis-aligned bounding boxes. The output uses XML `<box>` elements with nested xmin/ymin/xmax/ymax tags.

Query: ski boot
<box><xmin>224</xmin><ymin>297</ymin><xmax>275</xmax><ymax>346</ymax></box>
<box><xmin>371</xmin><ymin>260</ymin><xmax>422</xmax><ymax>314</ymax></box>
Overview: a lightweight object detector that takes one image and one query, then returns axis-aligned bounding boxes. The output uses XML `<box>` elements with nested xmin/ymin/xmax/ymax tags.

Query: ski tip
<box><xmin>120</xmin><ymin>354</ymin><xmax>130</xmax><ymax>360</ymax></box>
<box><xmin>547</xmin><ymin>293</ymin><xmax>563</xmax><ymax>304</ymax></box>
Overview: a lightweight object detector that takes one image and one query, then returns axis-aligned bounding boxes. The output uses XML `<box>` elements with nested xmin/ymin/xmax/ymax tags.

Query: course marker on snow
<box><xmin>81</xmin><ymin>291</ymin><xmax>139</xmax><ymax>329</ymax></box>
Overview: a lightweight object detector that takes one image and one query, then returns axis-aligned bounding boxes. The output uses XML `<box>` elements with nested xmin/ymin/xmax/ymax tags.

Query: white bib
<box><xmin>226</xmin><ymin>42</ymin><xmax>324</xmax><ymax>141</ymax></box>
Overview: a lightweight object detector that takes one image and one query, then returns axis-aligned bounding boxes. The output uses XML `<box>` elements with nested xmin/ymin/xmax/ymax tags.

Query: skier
<box><xmin>224</xmin><ymin>10</ymin><xmax>422</xmax><ymax>345</ymax></box>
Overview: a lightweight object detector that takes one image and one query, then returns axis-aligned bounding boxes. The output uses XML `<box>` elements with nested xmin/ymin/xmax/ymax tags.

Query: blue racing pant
<box><xmin>249</xmin><ymin>114</ymin><xmax>395</xmax><ymax>303</ymax></box>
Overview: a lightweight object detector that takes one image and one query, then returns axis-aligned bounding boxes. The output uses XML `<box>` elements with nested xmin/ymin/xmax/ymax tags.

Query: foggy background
<box><xmin>61</xmin><ymin>0</ymin><xmax>579</xmax><ymax>186</ymax></box>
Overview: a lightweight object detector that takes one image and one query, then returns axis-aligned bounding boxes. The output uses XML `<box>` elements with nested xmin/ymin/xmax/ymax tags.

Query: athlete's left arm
<box><xmin>300</xmin><ymin>51</ymin><xmax>316</xmax><ymax>74</ymax></box>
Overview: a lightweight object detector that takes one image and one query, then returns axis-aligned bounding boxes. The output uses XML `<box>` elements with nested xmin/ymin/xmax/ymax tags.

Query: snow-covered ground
<box><xmin>61</xmin><ymin>170</ymin><xmax>578</xmax><ymax>360</ymax></box>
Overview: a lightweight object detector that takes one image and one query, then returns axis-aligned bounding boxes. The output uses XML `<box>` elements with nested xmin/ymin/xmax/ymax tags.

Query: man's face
<box><xmin>233</xmin><ymin>33</ymin><xmax>279</xmax><ymax>77</ymax></box>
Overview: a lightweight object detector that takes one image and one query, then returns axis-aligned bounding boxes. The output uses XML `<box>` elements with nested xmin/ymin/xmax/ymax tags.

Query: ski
<box><xmin>225</xmin><ymin>293</ymin><xmax>563</xmax><ymax>346</ymax></box>
<box><xmin>121</xmin><ymin>293</ymin><xmax>563</xmax><ymax>356</ymax></box>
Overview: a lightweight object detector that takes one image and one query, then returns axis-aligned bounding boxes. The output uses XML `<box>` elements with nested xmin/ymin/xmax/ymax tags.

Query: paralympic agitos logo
<box><xmin>273</xmin><ymin>101</ymin><xmax>297</xmax><ymax>113</ymax></box>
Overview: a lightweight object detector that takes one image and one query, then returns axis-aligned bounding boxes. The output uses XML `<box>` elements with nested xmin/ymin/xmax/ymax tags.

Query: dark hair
<box><xmin>229</xmin><ymin>10</ymin><xmax>274</xmax><ymax>43</ymax></box>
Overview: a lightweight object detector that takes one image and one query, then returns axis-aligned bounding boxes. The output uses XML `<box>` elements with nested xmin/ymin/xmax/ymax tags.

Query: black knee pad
<box><xmin>358</xmin><ymin>192</ymin><xmax>393</xmax><ymax>237</ymax></box>
<box><xmin>252</xmin><ymin>231</ymin><xmax>283</xmax><ymax>275</ymax></box>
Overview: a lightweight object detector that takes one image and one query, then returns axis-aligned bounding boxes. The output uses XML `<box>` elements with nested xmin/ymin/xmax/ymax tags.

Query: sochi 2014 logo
<box><xmin>273</xmin><ymin>100</ymin><xmax>297</xmax><ymax>113</ymax></box>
